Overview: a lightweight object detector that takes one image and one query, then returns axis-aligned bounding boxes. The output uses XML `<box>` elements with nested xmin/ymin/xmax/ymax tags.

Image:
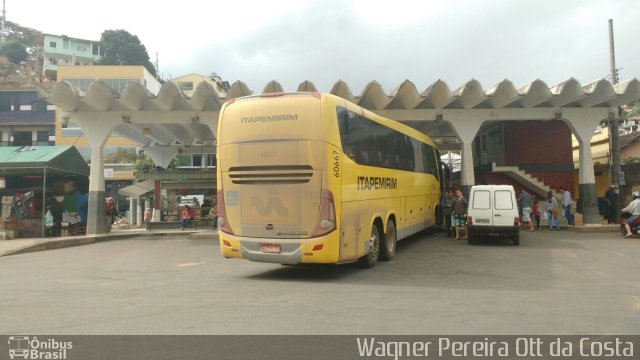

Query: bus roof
<box><xmin>223</xmin><ymin>92</ymin><xmax>437</xmax><ymax>148</ymax></box>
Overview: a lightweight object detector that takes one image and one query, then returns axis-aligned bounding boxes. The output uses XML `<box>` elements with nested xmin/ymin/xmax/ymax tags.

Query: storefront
<box><xmin>125</xmin><ymin>170</ymin><xmax>216</xmax><ymax>229</ymax></box>
<box><xmin>0</xmin><ymin>146</ymin><xmax>90</xmax><ymax>238</ymax></box>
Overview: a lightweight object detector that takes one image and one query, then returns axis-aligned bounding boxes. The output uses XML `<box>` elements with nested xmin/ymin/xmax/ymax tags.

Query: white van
<box><xmin>466</xmin><ymin>185</ymin><xmax>521</xmax><ymax>245</ymax></box>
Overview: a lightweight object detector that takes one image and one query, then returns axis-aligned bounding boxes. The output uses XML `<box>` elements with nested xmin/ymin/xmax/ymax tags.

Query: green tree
<box><xmin>134</xmin><ymin>155</ymin><xmax>156</xmax><ymax>173</ymax></box>
<box><xmin>133</xmin><ymin>155</ymin><xmax>180</xmax><ymax>179</ymax></box>
<box><xmin>0</xmin><ymin>40</ymin><xmax>28</xmax><ymax>64</ymax></box>
<box><xmin>98</xmin><ymin>30</ymin><xmax>157</xmax><ymax>77</ymax></box>
<box><xmin>624</xmin><ymin>101</ymin><xmax>640</xmax><ymax>119</ymax></box>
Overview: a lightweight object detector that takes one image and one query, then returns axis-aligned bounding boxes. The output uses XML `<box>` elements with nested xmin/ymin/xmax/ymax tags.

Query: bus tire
<box><xmin>380</xmin><ymin>220</ymin><xmax>396</xmax><ymax>261</ymax></box>
<box><xmin>358</xmin><ymin>223</ymin><xmax>380</xmax><ymax>268</ymax></box>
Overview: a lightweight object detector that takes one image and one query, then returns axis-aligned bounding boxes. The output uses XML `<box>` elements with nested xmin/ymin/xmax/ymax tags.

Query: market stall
<box><xmin>0</xmin><ymin>146</ymin><xmax>90</xmax><ymax>238</ymax></box>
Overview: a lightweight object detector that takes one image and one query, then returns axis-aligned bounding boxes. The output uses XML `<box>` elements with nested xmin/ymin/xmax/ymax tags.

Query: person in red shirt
<box><xmin>532</xmin><ymin>197</ymin><xmax>541</xmax><ymax>230</ymax></box>
<box><xmin>180</xmin><ymin>205</ymin><xmax>195</xmax><ymax>230</ymax></box>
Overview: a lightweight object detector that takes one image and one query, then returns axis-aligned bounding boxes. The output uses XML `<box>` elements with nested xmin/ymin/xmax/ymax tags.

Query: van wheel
<box><xmin>468</xmin><ymin>234</ymin><xmax>477</xmax><ymax>245</ymax></box>
<box><xmin>358</xmin><ymin>224</ymin><xmax>380</xmax><ymax>268</ymax></box>
<box><xmin>380</xmin><ymin>220</ymin><xmax>396</xmax><ymax>261</ymax></box>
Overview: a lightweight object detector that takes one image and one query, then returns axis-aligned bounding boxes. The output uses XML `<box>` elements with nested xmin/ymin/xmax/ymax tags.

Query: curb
<box><xmin>2</xmin><ymin>230</ymin><xmax>209</xmax><ymax>257</ymax></box>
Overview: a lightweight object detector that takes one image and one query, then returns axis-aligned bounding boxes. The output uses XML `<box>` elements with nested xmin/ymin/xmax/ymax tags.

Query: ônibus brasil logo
<box><xmin>8</xmin><ymin>336</ymin><xmax>73</xmax><ymax>360</ymax></box>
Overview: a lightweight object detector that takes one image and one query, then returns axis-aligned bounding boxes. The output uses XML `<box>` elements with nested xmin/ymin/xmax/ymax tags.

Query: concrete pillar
<box><xmin>446</xmin><ymin>112</ymin><xmax>485</xmax><ymax>196</ymax></box>
<box><xmin>153</xmin><ymin>180</ymin><xmax>162</xmax><ymax>222</ymax></box>
<box><xmin>88</xmin><ymin>144</ymin><xmax>108</xmax><ymax>233</ymax></box>
<box><xmin>74</xmin><ymin>113</ymin><xmax>120</xmax><ymax>235</ymax></box>
<box><xmin>129</xmin><ymin>197</ymin><xmax>137</xmax><ymax>226</ymax></box>
<box><xmin>562</xmin><ymin>108</ymin><xmax>611</xmax><ymax>225</ymax></box>
<box><xmin>136</xmin><ymin>197</ymin><xmax>143</xmax><ymax>227</ymax></box>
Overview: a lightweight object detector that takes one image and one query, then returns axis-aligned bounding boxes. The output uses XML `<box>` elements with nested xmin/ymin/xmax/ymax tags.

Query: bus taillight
<box><xmin>310</xmin><ymin>189</ymin><xmax>336</xmax><ymax>238</ymax></box>
<box><xmin>217</xmin><ymin>190</ymin><xmax>235</xmax><ymax>235</ymax></box>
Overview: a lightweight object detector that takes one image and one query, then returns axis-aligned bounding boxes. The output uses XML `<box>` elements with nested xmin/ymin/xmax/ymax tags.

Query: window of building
<box><xmin>49</xmin><ymin>58</ymin><xmax>57</xmax><ymax>65</ymax></box>
<box><xmin>206</xmin><ymin>154</ymin><xmax>216</xmax><ymax>167</ymax></box>
<box><xmin>0</xmin><ymin>93</ymin><xmax>11</xmax><ymax>111</ymax></box>
<box><xmin>31</xmin><ymin>101</ymin><xmax>48</xmax><ymax>113</ymax></box>
<box><xmin>77</xmin><ymin>46</ymin><xmax>86</xmax><ymax>52</ymax></box>
<box><xmin>49</xmin><ymin>41</ymin><xmax>57</xmax><ymax>48</ymax></box>
<box><xmin>12</xmin><ymin>131</ymin><xmax>32</xmax><ymax>146</ymax></box>
<box><xmin>192</xmin><ymin>155</ymin><xmax>202</xmax><ymax>167</ymax></box>
<box><xmin>103</xmin><ymin>147</ymin><xmax>138</xmax><ymax>164</ymax></box>
<box><xmin>64</xmin><ymin>78</ymin><xmax>140</xmax><ymax>95</ymax></box>
<box><xmin>36</xmin><ymin>131</ymin><xmax>49</xmax><ymax>145</ymax></box>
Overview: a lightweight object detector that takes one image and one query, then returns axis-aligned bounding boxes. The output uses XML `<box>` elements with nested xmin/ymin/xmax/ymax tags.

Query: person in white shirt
<box><xmin>621</xmin><ymin>191</ymin><xmax>640</xmax><ymax>238</ymax></box>
<box><xmin>559</xmin><ymin>186</ymin><xmax>574</xmax><ymax>226</ymax></box>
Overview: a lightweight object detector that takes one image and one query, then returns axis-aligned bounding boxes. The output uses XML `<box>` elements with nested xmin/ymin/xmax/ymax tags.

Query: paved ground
<box><xmin>0</xmin><ymin>227</ymin><xmax>213</xmax><ymax>257</ymax></box>
<box><xmin>1</xmin><ymin>227</ymin><xmax>638</xmax><ymax>335</ymax></box>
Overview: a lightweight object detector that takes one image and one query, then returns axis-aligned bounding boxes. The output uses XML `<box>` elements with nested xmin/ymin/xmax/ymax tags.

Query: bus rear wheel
<box><xmin>359</xmin><ymin>224</ymin><xmax>380</xmax><ymax>268</ymax></box>
<box><xmin>380</xmin><ymin>220</ymin><xmax>396</xmax><ymax>261</ymax></box>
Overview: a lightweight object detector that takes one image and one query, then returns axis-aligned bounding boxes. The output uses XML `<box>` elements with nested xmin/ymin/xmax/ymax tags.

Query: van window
<box><xmin>472</xmin><ymin>190</ymin><xmax>491</xmax><ymax>209</ymax></box>
<box><xmin>495</xmin><ymin>190</ymin><xmax>514</xmax><ymax>210</ymax></box>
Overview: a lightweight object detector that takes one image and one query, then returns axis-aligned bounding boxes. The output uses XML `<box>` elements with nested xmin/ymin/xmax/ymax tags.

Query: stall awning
<box><xmin>0</xmin><ymin>146</ymin><xmax>90</xmax><ymax>176</ymax></box>
<box><xmin>118</xmin><ymin>180</ymin><xmax>155</xmax><ymax>197</ymax></box>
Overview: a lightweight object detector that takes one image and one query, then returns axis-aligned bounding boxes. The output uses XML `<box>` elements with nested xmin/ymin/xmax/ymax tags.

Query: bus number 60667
<box><xmin>332</xmin><ymin>150</ymin><xmax>340</xmax><ymax>178</ymax></box>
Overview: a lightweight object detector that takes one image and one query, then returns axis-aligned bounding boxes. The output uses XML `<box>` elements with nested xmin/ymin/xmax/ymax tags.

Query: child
<box><xmin>532</xmin><ymin>198</ymin><xmax>541</xmax><ymax>230</ymax></box>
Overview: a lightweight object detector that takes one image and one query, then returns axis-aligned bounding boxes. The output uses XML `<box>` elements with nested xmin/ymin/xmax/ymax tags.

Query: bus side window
<box><xmin>356</xmin><ymin>151</ymin><xmax>368</xmax><ymax>164</ymax></box>
<box><xmin>337</xmin><ymin>106</ymin><xmax>351</xmax><ymax>150</ymax></box>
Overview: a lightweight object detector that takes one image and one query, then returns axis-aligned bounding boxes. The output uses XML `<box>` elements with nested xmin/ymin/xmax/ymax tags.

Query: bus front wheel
<box><xmin>359</xmin><ymin>224</ymin><xmax>380</xmax><ymax>268</ymax></box>
<box><xmin>380</xmin><ymin>220</ymin><xmax>396</xmax><ymax>261</ymax></box>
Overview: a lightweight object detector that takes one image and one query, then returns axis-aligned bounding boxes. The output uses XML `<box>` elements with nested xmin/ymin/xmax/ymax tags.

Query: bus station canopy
<box><xmin>117</xmin><ymin>179</ymin><xmax>155</xmax><ymax>198</ymax></box>
<box><xmin>47</xmin><ymin>77</ymin><xmax>640</xmax><ymax>150</ymax></box>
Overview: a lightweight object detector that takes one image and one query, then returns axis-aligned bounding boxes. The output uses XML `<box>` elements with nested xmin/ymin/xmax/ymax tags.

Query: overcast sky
<box><xmin>10</xmin><ymin>0</ymin><xmax>640</xmax><ymax>94</ymax></box>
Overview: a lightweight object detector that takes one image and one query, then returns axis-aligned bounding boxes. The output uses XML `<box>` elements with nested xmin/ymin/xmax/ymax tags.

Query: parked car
<box><xmin>466</xmin><ymin>185</ymin><xmax>521</xmax><ymax>245</ymax></box>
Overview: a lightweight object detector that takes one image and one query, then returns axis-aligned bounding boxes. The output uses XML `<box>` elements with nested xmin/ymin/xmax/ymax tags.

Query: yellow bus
<box><xmin>216</xmin><ymin>92</ymin><xmax>442</xmax><ymax>267</ymax></box>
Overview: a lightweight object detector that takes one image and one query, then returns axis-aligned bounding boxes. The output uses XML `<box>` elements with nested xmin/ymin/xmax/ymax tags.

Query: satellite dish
<box><xmin>26</xmin><ymin>47</ymin><xmax>35</xmax><ymax>55</ymax></box>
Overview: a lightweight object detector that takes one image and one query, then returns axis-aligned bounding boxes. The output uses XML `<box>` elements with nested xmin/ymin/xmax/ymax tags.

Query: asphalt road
<box><xmin>1</xmin><ymin>229</ymin><xmax>639</xmax><ymax>335</ymax></box>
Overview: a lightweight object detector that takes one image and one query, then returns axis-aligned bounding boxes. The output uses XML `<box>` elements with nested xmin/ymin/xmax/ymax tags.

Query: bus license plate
<box><xmin>260</xmin><ymin>243</ymin><xmax>281</xmax><ymax>253</ymax></box>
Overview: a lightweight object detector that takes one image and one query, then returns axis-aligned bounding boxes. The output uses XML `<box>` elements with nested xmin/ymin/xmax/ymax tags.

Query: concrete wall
<box><xmin>503</xmin><ymin>120</ymin><xmax>575</xmax><ymax>193</ymax></box>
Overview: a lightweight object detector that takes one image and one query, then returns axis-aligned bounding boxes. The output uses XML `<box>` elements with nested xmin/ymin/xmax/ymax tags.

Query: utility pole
<box><xmin>155</xmin><ymin>51</ymin><xmax>160</xmax><ymax>81</ymax></box>
<box><xmin>608</xmin><ymin>19</ymin><xmax>621</xmax><ymax>220</ymax></box>
<box><xmin>1</xmin><ymin>0</ymin><xmax>6</xmax><ymax>44</ymax></box>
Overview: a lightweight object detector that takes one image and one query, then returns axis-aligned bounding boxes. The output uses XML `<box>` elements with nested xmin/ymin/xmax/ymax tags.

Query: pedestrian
<box><xmin>532</xmin><ymin>197</ymin><xmax>541</xmax><ymax>230</ymax></box>
<box><xmin>180</xmin><ymin>205</ymin><xmax>195</xmax><ymax>230</ymax></box>
<box><xmin>209</xmin><ymin>201</ymin><xmax>218</xmax><ymax>230</ymax></box>
<box><xmin>621</xmin><ymin>191</ymin><xmax>640</xmax><ymax>238</ymax></box>
<box><xmin>604</xmin><ymin>185</ymin><xmax>618</xmax><ymax>224</ymax></box>
<box><xmin>44</xmin><ymin>197</ymin><xmax>63</xmax><ymax>237</ymax></box>
<box><xmin>452</xmin><ymin>189</ymin><xmax>468</xmax><ymax>240</ymax></box>
<box><xmin>517</xmin><ymin>188</ymin><xmax>535</xmax><ymax>231</ymax></box>
<box><xmin>105</xmin><ymin>197</ymin><xmax>117</xmax><ymax>225</ymax></box>
<box><xmin>546</xmin><ymin>191</ymin><xmax>560</xmax><ymax>231</ymax></box>
<box><xmin>444</xmin><ymin>188</ymin><xmax>454</xmax><ymax>238</ymax></box>
<box><xmin>560</xmin><ymin>186</ymin><xmax>574</xmax><ymax>226</ymax></box>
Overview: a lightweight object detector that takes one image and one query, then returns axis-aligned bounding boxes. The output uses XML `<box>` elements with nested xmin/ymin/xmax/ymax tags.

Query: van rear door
<box><xmin>493</xmin><ymin>189</ymin><xmax>516</xmax><ymax>227</ymax></box>
<box><xmin>470</xmin><ymin>189</ymin><xmax>492</xmax><ymax>225</ymax></box>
